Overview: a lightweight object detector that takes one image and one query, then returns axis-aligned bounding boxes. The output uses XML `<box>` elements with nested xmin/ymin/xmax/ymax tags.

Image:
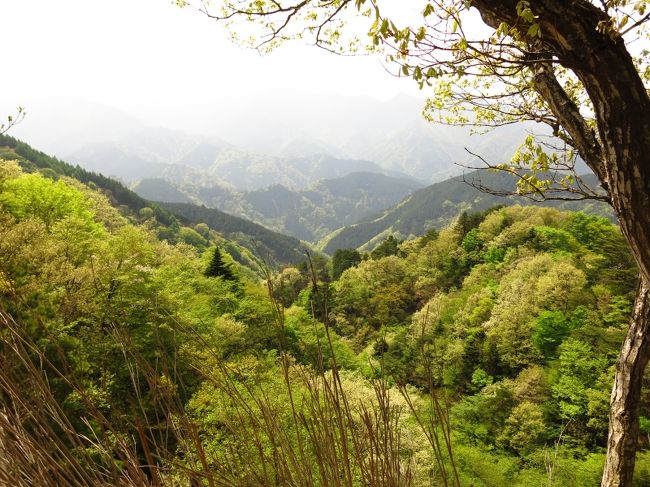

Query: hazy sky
<box><xmin>1</xmin><ymin>0</ymin><xmax>424</xmax><ymax>129</ymax></box>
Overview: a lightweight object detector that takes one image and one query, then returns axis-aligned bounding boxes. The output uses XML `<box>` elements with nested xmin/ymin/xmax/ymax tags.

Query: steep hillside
<box><xmin>0</xmin><ymin>134</ymin><xmax>309</xmax><ymax>268</ymax></box>
<box><xmin>160</xmin><ymin>202</ymin><xmax>310</xmax><ymax>265</ymax></box>
<box><xmin>0</xmin><ymin>133</ymin><xmax>177</xmax><ymax>226</ymax></box>
<box><xmin>220</xmin><ymin>172</ymin><xmax>423</xmax><ymax>241</ymax></box>
<box><xmin>320</xmin><ymin>170</ymin><xmax>613</xmax><ymax>254</ymax></box>
<box><xmin>133</xmin><ymin>178</ymin><xmax>193</xmax><ymax>203</ymax></box>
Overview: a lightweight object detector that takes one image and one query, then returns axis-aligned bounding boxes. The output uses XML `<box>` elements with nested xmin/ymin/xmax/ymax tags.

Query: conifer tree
<box><xmin>205</xmin><ymin>246</ymin><xmax>236</xmax><ymax>281</ymax></box>
<box><xmin>332</xmin><ymin>248</ymin><xmax>362</xmax><ymax>280</ymax></box>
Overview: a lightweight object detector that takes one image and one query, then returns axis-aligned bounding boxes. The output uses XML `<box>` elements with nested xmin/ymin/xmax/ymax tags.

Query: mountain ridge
<box><xmin>319</xmin><ymin>170</ymin><xmax>614</xmax><ymax>254</ymax></box>
<box><xmin>133</xmin><ymin>171</ymin><xmax>425</xmax><ymax>242</ymax></box>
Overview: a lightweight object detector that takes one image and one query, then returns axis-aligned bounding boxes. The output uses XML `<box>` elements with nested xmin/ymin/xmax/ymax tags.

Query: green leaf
<box><xmin>527</xmin><ymin>23</ymin><xmax>540</xmax><ymax>37</ymax></box>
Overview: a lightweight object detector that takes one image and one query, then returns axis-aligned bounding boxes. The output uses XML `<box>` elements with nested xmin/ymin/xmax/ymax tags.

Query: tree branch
<box><xmin>460</xmin><ymin>148</ymin><xmax>610</xmax><ymax>203</ymax></box>
<box><xmin>532</xmin><ymin>62</ymin><xmax>607</xmax><ymax>182</ymax></box>
<box><xmin>0</xmin><ymin>107</ymin><xmax>26</xmax><ymax>136</ymax></box>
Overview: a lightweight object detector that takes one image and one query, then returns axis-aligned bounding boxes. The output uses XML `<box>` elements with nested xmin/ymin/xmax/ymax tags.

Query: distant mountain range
<box><xmin>196</xmin><ymin>93</ymin><xmax>528</xmax><ymax>182</ymax></box>
<box><xmin>9</xmin><ymin>94</ymin><xmax>533</xmax><ymax>188</ymax></box>
<box><xmin>133</xmin><ymin>172</ymin><xmax>425</xmax><ymax>242</ymax></box>
<box><xmin>66</xmin><ymin>126</ymin><xmax>414</xmax><ymax>191</ymax></box>
<box><xmin>318</xmin><ymin>170</ymin><xmax>614</xmax><ymax>254</ymax></box>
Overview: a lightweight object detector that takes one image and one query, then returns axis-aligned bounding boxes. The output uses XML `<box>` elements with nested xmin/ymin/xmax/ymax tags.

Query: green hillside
<box><xmin>0</xmin><ymin>134</ymin><xmax>310</xmax><ymax>268</ymax></box>
<box><xmin>0</xmin><ymin>133</ymin><xmax>177</xmax><ymax>226</ymax></box>
<box><xmin>133</xmin><ymin>178</ymin><xmax>194</xmax><ymax>203</ymax></box>
<box><xmin>237</xmin><ymin>172</ymin><xmax>424</xmax><ymax>241</ymax></box>
<box><xmin>320</xmin><ymin>170</ymin><xmax>613</xmax><ymax>254</ymax></box>
<box><xmin>136</xmin><ymin>171</ymin><xmax>424</xmax><ymax>242</ymax></box>
<box><xmin>161</xmin><ymin>202</ymin><xmax>310</xmax><ymax>266</ymax></box>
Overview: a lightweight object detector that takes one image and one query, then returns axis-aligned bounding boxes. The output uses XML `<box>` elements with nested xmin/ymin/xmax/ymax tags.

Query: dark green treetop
<box><xmin>205</xmin><ymin>246</ymin><xmax>237</xmax><ymax>281</ymax></box>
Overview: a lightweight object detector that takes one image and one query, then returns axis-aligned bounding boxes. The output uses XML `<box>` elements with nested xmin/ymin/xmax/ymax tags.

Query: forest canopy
<box><xmin>1</xmin><ymin>155</ymin><xmax>648</xmax><ymax>485</ymax></box>
<box><xmin>1</xmin><ymin>0</ymin><xmax>649</xmax><ymax>484</ymax></box>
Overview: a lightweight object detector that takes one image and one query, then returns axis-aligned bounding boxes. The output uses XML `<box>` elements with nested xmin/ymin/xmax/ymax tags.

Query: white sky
<box><xmin>1</xmin><ymin>0</ymin><xmax>424</xmax><ymax>128</ymax></box>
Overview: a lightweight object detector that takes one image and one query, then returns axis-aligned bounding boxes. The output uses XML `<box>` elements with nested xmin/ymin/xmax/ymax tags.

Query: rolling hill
<box><xmin>159</xmin><ymin>202</ymin><xmax>311</xmax><ymax>266</ymax></box>
<box><xmin>134</xmin><ymin>172</ymin><xmax>425</xmax><ymax>242</ymax></box>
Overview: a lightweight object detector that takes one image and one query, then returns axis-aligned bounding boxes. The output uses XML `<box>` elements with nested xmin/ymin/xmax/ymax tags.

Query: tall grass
<box><xmin>0</xmin><ymin>259</ymin><xmax>459</xmax><ymax>486</ymax></box>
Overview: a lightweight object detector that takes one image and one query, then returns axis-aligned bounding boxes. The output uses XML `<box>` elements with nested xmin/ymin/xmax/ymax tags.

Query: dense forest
<box><xmin>1</xmin><ymin>154</ymin><xmax>649</xmax><ymax>486</ymax></box>
<box><xmin>133</xmin><ymin>171</ymin><xmax>424</xmax><ymax>243</ymax></box>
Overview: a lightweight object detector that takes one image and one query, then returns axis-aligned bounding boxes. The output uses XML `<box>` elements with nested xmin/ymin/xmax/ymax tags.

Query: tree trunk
<box><xmin>602</xmin><ymin>278</ymin><xmax>650</xmax><ymax>487</ymax></box>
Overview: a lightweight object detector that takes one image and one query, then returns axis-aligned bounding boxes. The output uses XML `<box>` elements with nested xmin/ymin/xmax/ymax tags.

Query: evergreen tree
<box><xmin>205</xmin><ymin>246</ymin><xmax>236</xmax><ymax>281</ymax></box>
<box><xmin>370</xmin><ymin>235</ymin><xmax>401</xmax><ymax>260</ymax></box>
<box><xmin>332</xmin><ymin>248</ymin><xmax>362</xmax><ymax>280</ymax></box>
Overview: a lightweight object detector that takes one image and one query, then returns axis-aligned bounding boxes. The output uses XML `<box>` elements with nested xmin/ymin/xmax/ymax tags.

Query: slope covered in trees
<box><xmin>321</xmin><ymin>170</ymin><xmax>613</xmax><ymax>254</ymax></box>
<box><xmin>0</xmin><ymin>160</ymin><xmax>287</xmax><ymax>484</ymax></box>
<box><xmin>160</xmin><ymin>202</ymin><xmax>310</xmax><ymax>266</ymax></box>
<box><xmin>2</xmin><ymin>160</ymin><xmax>648</xmax><ymax>485</ymax></box>
<box><xmin>0</xmin><ymin>133</ymin><xmax>177</xmax><ymax>226</ymax></box>
<box><xmin>131</xmin><ymin>178</ymin><xmax>193</xmax><ymax>204</ymax></box>
<box><xmin>137</xmin><ymin>171</ymin><xmax>424</xmax><ymax>242</ymax></box>
<box><xmin>278</xmin><ymin>205</ymin><xmax>650</xmax><ymax>485</ymax></box>
<box><xmin>0</xmin><ymin>134</ymin><xmax>310</xmax><ymax>268</ymax></box>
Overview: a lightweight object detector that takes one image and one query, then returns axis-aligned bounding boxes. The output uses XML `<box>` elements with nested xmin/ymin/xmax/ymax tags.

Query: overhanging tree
<box><xmin>178</xmin><ymin>1</ymin><xmax>650</xmax><ymax>484</ymax></box>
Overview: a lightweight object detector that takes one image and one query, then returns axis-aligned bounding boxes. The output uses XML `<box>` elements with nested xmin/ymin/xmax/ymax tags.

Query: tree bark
<box><xmin>602</xmin><ymin>278</ymin><xmax>650</xmax><ymax>487</ymax></box>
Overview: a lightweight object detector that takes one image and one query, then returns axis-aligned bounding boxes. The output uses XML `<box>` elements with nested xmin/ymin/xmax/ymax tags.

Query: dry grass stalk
<box><xmin>0</xmin><ymin>257</ymin><xmax>460</xmax><ymax>486</ymax></box>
